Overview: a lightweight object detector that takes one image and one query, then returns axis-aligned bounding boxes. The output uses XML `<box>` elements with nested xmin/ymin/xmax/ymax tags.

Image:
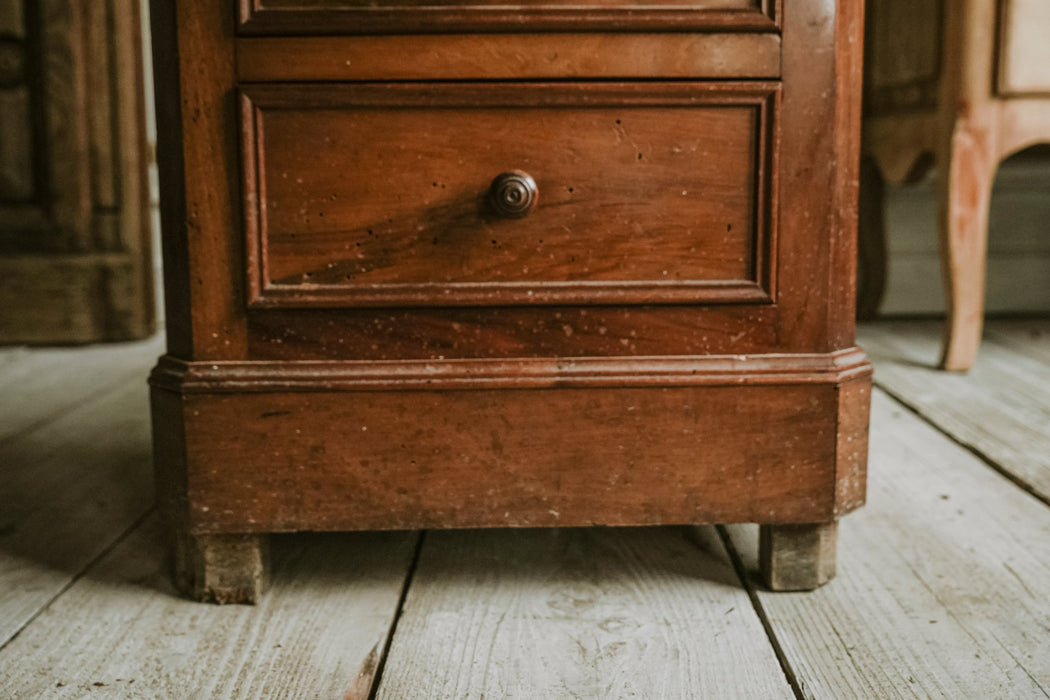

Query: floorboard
<box><xmin>0</xmin><ymin>335</ymin><xmax>164</xmax><ymax>446</ymax></box>
<box><xmin>0</xmin><ymin>518</ymin><xmax>417</xmax><ymax>698</ymax></box>
<box><xmin>858</xmin><ymin>319</ymin><xmax>1050</xmax><ymax>503</ymax></box>
<box><xmin>727</xmin><ymin>389</ymin><xmax>1050</xmax><ymax>699</ymax></box>
<box><xmin>0</xmin><ymin>375</ymin><xmax>155</xmax><ymax>648</ymax></box>
<box><xmin>985</xmin><ymin>318</ymin><xmax>1050</xmax><ymax>364</ymax></box>
<box><xmin>375</xmin><ymin>526</ymin><xmax>794</xmax><ymax>699</ymax></box>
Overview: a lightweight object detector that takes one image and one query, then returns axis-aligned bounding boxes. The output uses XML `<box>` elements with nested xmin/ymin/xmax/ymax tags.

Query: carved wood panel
<box><xmin>0</xmin><ymin>0</ymin><xmax>154</xmax><ymax>343</ymax></box>
<box><xmin>242</xmin><ymin>82</ymin><xmax>778</xmax><ymax>309</ymax></box>
<box><xmin>864</xmin><ymin>0</ymin><xmax>944</xmax><ymax>114</ymax></box>
<box><xmin>0</xmin><ymin>1</ymin><xmax>34</xmax><ymax>204</ymax></box>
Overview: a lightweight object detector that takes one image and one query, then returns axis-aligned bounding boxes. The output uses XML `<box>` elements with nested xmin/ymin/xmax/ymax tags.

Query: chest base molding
<box><xmin>151</xmin><ymin>350</ymin><xmax>871</xmax><ymax>534</ymax></box>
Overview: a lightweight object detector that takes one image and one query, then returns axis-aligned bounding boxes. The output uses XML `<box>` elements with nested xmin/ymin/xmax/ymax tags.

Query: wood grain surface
<box><xmin>0</xmin><ymin>519</ymin><xmax>417</xmax><ymax>699</ymax></box>
<box><xmin>376</xmin><ymin>527</ymin><xmax>794</xmax><ymax>699</ymax></box>
<box><xmin>151</xmin><ymin>0</ymin><xmax>245</xmax><ymax>360</ymax></box>
<box><xmin>859</xmin><ymin>319</ymin><xmax>1050</xmax><ymax>504</ymax></box>
<box><xmin>245</xmin><ymin>304</ymin><xmax>788</xmax><ymax>361</ymax></box>
<box><xmin>0</xmin><ymin>336</ymin><xmax>161</xmax><ymax>648</ymax></box>
<box><xmin>153</xmin><ymin>0</ymin><xmax>868</xmax><ymax>598</ymax></box>
<box><xmin>244</xmin><ymin>82</ymin><xmax>776</xmax><ymax>308</ymax></box>
<box><xmin>774</xmin><ymin>0</ymin><xmax>863</xmax><ymax>354</ymax></box>
<box><xmin>170</xmin><ymin>381</ymin><xmax>860</xmax><ymax>533</ymax></box>
<box><xmin>0</xmin><ymin>375</ymin><xmax>154</xmax><ymax>647</ymax></box>
<box><xmin>0</xmin><ymin>334</ymin><xmax>162</xmax><ymax>443</ymax></box>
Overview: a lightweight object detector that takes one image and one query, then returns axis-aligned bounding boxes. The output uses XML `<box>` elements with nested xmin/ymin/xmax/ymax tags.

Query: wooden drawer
<box><xmin>243</xmin><ymin>82</ymin><xmax>778</xmax><ymax>308</ymax></box>
<box><xmin>237</xmin><ymin>0</ymin><xmax>778</xmax><ymax>35</ymax></box>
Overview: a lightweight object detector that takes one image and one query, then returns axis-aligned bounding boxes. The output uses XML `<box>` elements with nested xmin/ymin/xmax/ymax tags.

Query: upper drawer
<box><xmin>237</xmin><ymin>1</ymin><xmax>778</xmax><ymax>35</ymax></box>
<box><xmin>242</xmin><ymin>82</ymin><xmax>778</xmax><ymax>309</ymax></box>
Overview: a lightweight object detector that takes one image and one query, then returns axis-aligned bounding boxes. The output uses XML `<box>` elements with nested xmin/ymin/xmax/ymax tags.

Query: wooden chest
<box><xmin>149</xmin><ymin>0</ymin><xmax>871</xmax><ymax>603</ymax></box>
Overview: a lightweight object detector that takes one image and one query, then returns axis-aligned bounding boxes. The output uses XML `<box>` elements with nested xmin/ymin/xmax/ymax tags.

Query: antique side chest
<box><xmin>150</xmin><ymin>0</ymin><xmax>871</xmax><ymax>603</ymax></box>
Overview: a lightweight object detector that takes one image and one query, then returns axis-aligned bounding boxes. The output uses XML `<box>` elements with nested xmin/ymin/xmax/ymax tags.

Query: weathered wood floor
<box><xmin>1</xmin><ymin>320</ymin><xmax>1048</xmax><ymax>698</ymax></box>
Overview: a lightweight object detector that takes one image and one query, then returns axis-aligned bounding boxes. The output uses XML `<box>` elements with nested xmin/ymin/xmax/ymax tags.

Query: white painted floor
<box><xmin>1</xmin><ymin>320</ymin><xmax>1048</xmax><ymax>698</ymax></box>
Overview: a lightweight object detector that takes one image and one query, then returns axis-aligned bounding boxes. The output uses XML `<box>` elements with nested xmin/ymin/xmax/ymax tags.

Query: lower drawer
<box><xmin>242</xmin><ymin>82</ymin><xmax>778</xmax><ymax>308</ymax></box>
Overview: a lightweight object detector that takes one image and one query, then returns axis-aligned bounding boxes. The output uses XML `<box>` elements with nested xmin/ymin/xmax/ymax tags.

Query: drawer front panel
<box><xmin>243</xmin><ymin>83</ymin><xmax>778</xmax><ymax>308</ymax></box>
<box><xmin>238</xmin><ymin>1</ymin><xmax>777</xmax><ymax>35</ymax></box>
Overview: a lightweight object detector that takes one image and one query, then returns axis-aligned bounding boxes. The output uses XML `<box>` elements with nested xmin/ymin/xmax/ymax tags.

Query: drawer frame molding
<box><xmin>241</xmin><ymin>82</ymin><xmax>780</xmax><ymax>309</ymax></box>
<box><xmin>150</xmin><ymin>347</ymin><xmax>870</xmax><ymax>533</ymax></box>
<box><xmin>237</xmin><ymin>0</ymin><xmax>781</xmax><ymax>36</ymax></box>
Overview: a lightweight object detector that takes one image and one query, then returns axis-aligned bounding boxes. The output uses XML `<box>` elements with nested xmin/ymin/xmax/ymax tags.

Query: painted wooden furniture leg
<box><xmin>938</xmin><ymin>119</ymin><xmax>996</xmax><ymax>371</ymax></box>
<box><xmin>175</xmin><ymin>532</ymin><xmax>270</xmax><ymax>604</ymax></box>
<box><xmin>759</xmin><ymin>522</ymin><xmax>838</xmax><ymax>591</ymax></box>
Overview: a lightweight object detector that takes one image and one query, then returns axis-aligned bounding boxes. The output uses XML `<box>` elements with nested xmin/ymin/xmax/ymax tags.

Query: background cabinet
<box><xmin>862</xmin><ymin>0</ymin><xmax>1050</xmax><ymax>370</ymax></box>
<box><xmin>0</xmin><ymin>0</ymin><xmax>154</xmax><ymax>344</ymax></box>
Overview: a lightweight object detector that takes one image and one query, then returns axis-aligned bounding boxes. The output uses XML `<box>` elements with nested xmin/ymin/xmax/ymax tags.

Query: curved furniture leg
<box><xmin>939</xmin><ymin>120</ymin><xmax>996</xmax><ymax>371</ymax></box>
<box><xmin>857</xmin><ymin>156</ymin><xmax>888</xmax><ymax>320</ymax></box>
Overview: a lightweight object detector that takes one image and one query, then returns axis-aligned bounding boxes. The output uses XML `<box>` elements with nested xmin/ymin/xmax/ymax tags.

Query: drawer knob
<box><xmin>488</xmin><ymin>171</ymin><xmax>537</xmax><ymax>219</ymax></box>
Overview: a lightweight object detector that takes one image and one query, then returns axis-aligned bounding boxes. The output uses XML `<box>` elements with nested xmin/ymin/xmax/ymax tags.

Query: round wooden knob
<box><xmin>488</xmin><ymin>171</ymin><xmax>537</xmax><ymax>218</ymax></box>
